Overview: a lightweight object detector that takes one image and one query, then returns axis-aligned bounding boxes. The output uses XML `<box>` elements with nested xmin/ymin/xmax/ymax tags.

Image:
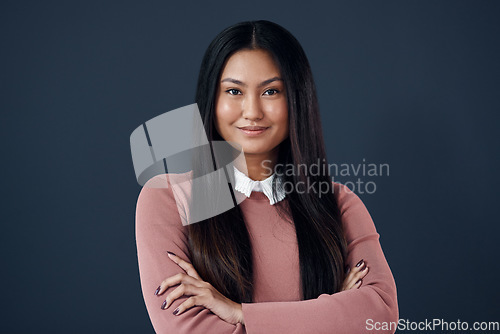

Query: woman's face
<box><xmin>215</xmin><ymin>48</ymin><xmax>288</xmax><ymax>158</ymax></box>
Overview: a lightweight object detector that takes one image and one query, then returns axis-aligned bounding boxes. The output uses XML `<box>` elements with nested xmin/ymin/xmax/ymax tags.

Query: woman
<box><xmin>135</xmin><ymin>20</ymin><xmax>398</xmax><ymax>333</ymax></box>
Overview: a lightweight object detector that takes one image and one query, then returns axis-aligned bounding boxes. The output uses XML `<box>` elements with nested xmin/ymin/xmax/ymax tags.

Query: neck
<box><xmin>239</xmin><ymin>147</ymin><xmax>279</xmax><ymax>181</ymax></box>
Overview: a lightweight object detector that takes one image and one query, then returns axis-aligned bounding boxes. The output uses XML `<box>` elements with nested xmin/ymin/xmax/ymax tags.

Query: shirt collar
<box><xmin>233</xmin><ymin>166</ymin><xmax>286</xmax><ymax>205</ymax></box>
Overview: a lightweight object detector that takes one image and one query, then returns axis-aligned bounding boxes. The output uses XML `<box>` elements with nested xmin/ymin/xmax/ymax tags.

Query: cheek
<box><xmin>216</xmin><ymin>97</ymin><xmax>239</xmax><ymax>125</ymax></box>
<box><xmin>279</xmin><ymin>117</ymin><xmax>289</xmax><ymax>139</ymax></box>
<box><xmin>272</xmin><ymin>100</ymin><xmax>289</xmax><ymax>131</ymax></box>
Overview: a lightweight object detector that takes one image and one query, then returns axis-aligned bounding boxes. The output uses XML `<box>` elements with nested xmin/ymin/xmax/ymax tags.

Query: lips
<box><xmin>237</xmin><ymin>126</ymin><xmax>269</xmax><ymax>136</ymax></box>
<box><xmin>237</xmin><ymin>126</ymin><xmax>269</xmax><ymax>130</ymax></box>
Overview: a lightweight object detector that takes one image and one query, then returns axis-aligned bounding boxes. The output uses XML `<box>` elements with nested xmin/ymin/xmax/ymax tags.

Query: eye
<box><xmin>263</xmin><ymin>89</ymin><xmax>280</xmax><ymax>96</ymax></box>
<box><xmin>226</xmin><ymin>89</ymin><xmax>241</xmax><ymax>95</ymax></box>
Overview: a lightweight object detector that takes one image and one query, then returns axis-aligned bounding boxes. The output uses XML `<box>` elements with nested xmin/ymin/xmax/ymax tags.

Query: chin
<box><xmin>241</xmin><ymin>146</ymin><xmax>271</xmax><ymax>155</ymax></box>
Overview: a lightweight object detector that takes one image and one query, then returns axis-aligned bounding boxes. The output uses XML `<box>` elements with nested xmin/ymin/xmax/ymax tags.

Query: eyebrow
<box><xmin>220</xmin><ymin>76</ymin><xmax>283</xmax><ymax>88</ymax></box>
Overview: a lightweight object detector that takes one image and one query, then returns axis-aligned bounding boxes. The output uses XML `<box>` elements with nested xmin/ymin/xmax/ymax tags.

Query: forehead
<box><xmin>220</xmin><ymin>49</ymin><xmax>281</xmax><ymax>80</ymax></box>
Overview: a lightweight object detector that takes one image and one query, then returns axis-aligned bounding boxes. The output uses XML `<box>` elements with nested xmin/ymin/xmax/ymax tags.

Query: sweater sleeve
<box><xmin>135</xmin><ymin>175</ymin><xmax>246</xmax><ymax>334</ymax></box>
<box><xmin>240</xmin><ymin>183</ymin><xmax>399</xmax><ymax>334</ymax></box>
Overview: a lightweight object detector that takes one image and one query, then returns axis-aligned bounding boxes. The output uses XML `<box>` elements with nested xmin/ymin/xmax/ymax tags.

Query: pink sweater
<box><xmin>135</xmin><ymin>173</ymin><xmax>398</xmax><ymax>333</ymax></box>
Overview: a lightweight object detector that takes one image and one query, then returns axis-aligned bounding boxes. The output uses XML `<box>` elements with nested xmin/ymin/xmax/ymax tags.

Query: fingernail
<box><xmin>344</xmin><ymin>265</ymin><xmax>349</xmax><ymax>273</ymax></box>
<box><xmin>355</xmin><ymin>259</ymin><xmax>364</xmax><ymax>267</ymax></box>
<box><xmin>173</xmin><ymin>307</ymin><xmax>179</xmax><ymax>315</ymax></box>
<box><xmin>356</xmin><ymin>279</ymin><xmax>362</xmax><ymax>285</ymax></box>
<box><xmin>155</xmin><ymin>286</ymin><xmax>161</xmax><ymax>296</ymax></box>
<box><xmin>167</xmin><ymin>251</ymin><xmax>176</xmax><ymax>256</ymax></box>
<box><xmin>361</xmin><ymin>265</ymin><xmax>368</xmax><ymax>271</ymax></box>
<box><xmin>161</xmin><ymin>300</ymin><xmax>167</xmax><ymax>310</ymax></box>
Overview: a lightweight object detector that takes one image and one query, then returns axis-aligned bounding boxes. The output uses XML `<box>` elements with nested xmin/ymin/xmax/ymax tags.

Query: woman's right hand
<box><xmin>341</xmin><ymin>259</ymin><xmax>369</xmax><ymax>291</ymax></box>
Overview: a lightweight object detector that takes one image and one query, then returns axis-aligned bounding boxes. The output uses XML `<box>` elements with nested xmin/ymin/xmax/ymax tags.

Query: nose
<box><xmin>241</xmin><ymin>95</ymin><xmax>264</xmax><ymax>121</ymax></box>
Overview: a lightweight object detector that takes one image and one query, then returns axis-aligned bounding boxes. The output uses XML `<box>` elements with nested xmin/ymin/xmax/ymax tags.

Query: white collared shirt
<box><xmin>233</xmin><ymin>166</ymin><xmax>286</xmax><ymax>205</ymax></box>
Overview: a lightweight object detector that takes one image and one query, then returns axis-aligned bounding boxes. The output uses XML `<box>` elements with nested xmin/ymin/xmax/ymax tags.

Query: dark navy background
<box><xmin>1</xmin><ymin>1</ymin><xmax>499</xmax><ymax>332</ymax></box>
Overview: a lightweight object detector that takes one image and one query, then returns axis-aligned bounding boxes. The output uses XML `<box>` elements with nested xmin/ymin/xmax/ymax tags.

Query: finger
<box><xmin>358</xmin><ymin>265</ymin><xmax>369</xmax><ymax>279</ymax></box>
<box><xmin>161</xmin><ymin>284</ymin><xmax>204</xmax><ymax>310</ymax></box>
<box><xmin>172</xmin><ymin>296</ymin><xmax>200</xmax><ymax>316</ymax></box>
<box><xmin>350</xmin><ymin>260</ymin><xmax>367</xmax><ymax>276</ymax></box>
<box><xmin>353</xmin><ymin>265</ymin><xmax>369</xmax><ymax>280</ymax></box>
<box><xmin>347</xmin><ymin>266</ymin><xmax>369</xmax><ymax>290</ymax></box>
<box><xmin>343</xmin><ymin>276</ymin><xmax>357</xmax><ymax>291</ymax></box>
<box><xmin>342</xmin><ymin>264</ymin><xmax>369</xmax><ymax>290</ymax></box>
<box><xmin>354</xmin><ymin>259</ymin><xmax>365</xmax><ymax>271</ymax></box>
<box><xmin>157</xmin><ymin>272</ymin><xmax>201</xmax><ymax>296</ymax></box>
<box><xmin>167</xmin><ymin>252</ymin><xmax>203</xmax><ymax>280</ymax></box>
<box><xmin>344</xmin><ymin>262</ymin><xmax>364</xmax><ymax>283</ymax></box>
<box><xmin>342</xmin><ymin>272</ymin><xmax>354</xmax><ymax>291</ymax></box>
<box><xmin>345</xmin><ymin>259</ymin><xmax>365</xmax><ymax>279</ymax></box>
<box><xmin>350</xmin><ymin>264</ymin><xmax>369</xmax><ymax>280</ymax></box>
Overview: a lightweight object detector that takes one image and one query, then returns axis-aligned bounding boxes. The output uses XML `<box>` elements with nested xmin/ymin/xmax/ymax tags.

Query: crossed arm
<box><xmin>135</xmin><ymin>180</ymin><xmax>398</xmax><ymax>334</ymax></box>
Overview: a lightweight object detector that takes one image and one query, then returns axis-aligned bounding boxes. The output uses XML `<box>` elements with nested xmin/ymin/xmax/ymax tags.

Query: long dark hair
<box><xmin>186</xmin><ymin>20</ymin><xmax>347</xmax><ymax>303</ymax></box>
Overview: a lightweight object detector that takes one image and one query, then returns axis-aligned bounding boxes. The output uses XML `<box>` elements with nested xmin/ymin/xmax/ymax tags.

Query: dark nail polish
<box><xmin>161</xmin><ymin>300</ymin><xmax>167</xmax><ymax>310</ymax></box>
<box><xmin>345</xmin><ymin>265</ymin><xmax>350</xmax><ymax>273</ymax></box>
<box><xmin>167</xmin><ymin>251</ymin><xmax>177</xmax><ymax>256</ymax></box>
<box><xmin>155</xmin><ymin>286</ymin><xmax>161</xmax><ymax>296</ymax></box>
<box><xmin>355</xmin><ymin>259</ymin><xmax>364</xmax><ymax>267</ymax></box>
<box><xmin>173</xmin><ymin>307</ymin><xmax>179</xmax><ymax>315</ymax></box>
<box><xmin>356</xmin><ymin>279</ymin><xmax>362</xmax><ymax>285</ymax></box>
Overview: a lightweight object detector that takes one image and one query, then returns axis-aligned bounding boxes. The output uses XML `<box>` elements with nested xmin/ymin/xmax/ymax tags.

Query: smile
<box><xmin>237</xmin><ymin>126</ymin><xmax>269</xmax><ymax>136</ymax></box>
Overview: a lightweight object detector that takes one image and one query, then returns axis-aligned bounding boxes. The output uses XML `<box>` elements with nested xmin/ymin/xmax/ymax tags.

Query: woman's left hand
<box><xmin>155</xmin><ymin>251</ymin><xmax>245</xmax><ymax>325</ymax></box>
